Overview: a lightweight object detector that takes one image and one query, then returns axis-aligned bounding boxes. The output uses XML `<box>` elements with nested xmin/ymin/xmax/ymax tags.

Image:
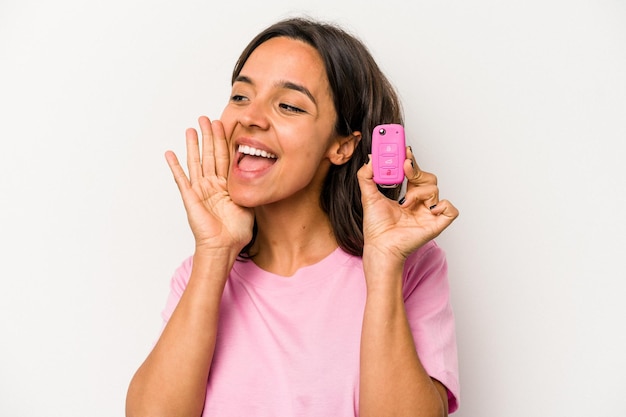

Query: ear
<box><xmin>328</xmin><ymin>131</ymin><xmax>362</xmax><ymax>165</ymax></box>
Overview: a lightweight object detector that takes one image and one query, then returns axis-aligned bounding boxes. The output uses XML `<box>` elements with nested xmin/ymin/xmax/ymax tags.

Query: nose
<box><xmin>239</xmin><ymin>98</ymin><xmax>270</xmax><ymax>130</ymax></box>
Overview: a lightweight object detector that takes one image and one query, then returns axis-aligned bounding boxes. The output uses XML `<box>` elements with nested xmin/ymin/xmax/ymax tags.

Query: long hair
<box><xmin>234</xmin><ymin>17</ymin><xmax>404</xmax><ymax>257</ymax></box>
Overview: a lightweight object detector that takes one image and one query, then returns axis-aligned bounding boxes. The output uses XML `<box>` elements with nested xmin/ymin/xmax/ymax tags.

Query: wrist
<box><xmin>362</xmin><ymin>245</ymin><xmax>405</xmax><ymax>273</ymax></box>
<box><xmin>194</xmin><ymin>239</ymin><xmax>242</xmax><ymax>261</ymax></box>
<box><xmin>362</xmin><ymin>246</ymin><xmax>405</xmax><ymax>296</ymax></box>
<box><xmin>191</xmin><ymin>246</ymin><xmax>239</xmax><ymax>283</ymax></box>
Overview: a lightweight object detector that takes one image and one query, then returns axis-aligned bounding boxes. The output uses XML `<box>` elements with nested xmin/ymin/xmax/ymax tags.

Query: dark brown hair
<box><xmin>235</xmin><ymin>17</ymin><xmax>403</xmax><ymax>257</ymax></box>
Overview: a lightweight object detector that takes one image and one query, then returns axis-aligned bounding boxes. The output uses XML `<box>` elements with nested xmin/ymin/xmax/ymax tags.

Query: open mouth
<box><xmin>236</xmin><ymin>144</ymin><xmax>277</xmax><ymax>172</ymax></box>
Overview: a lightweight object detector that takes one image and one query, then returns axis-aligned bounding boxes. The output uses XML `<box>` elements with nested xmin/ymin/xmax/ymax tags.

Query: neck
<box><xmin>249</xmin><ymin>198</ymin><xmax>338</xmax><ymax>277</ymax></box>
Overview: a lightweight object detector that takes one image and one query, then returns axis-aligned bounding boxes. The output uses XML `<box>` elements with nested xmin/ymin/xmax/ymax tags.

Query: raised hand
<box><xmin>357</xmin><ymin>147</ymin><xmax>459</xmax><ymax>264</ymax></box>
<box><xmin>165</xmin><ymin>116</ymin><xmax>254</xmax><ymax>254</ymax></box>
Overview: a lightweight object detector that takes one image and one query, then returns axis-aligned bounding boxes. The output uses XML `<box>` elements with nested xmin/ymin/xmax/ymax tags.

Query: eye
<box><xmin>231</xmin><ymin>94</ymin><xmax>248</xmax><ymax>103</ymax></box>
<box><xmin>279</xmin><ymin>103</ymin><xmax>305</xmax><ymax>113</ymax></box>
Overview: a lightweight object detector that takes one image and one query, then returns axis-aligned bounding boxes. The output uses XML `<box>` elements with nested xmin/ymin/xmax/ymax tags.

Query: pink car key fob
<box><xmin>372</xmin><ymin>123</ymin><xmax>406</xmax><ymax>187</ymax></box>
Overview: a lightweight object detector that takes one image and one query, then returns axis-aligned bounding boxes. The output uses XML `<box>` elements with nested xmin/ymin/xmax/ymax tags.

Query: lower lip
<box><xmin>232</xmin><ymin>154</ymin><xmax>277</xmax><ymax>179</ymax></box>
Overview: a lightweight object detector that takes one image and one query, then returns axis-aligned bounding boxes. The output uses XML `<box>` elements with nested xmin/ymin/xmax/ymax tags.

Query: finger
<box><xmin>165</xmin><ymin>150</ymin><xmax>191</xmax><ymax>193</ymax></box>
<box><xmin>356</xmin><ymin>155</ymin><xmax>380</xmax><ymax>204</ymax></box>
<box><xmin>402</xmin><ymin>147</ymin><xmax>439</xmax><ymax>208</ymax></box>
<box><xmin>404</xmin><ymin>146</ymin><xmax>438</xmax><ymax>187</ymax></box>
<box><xmin>185</xmin><ymin>127</ymin><xmax>202</xmax><ymax>182</ymax></box>
<box><xmin>211</xmin><ymin>120</ymin><xmax>230</xmax><ymax>179</ymax></box>
<box><xmin>426</xmin><ymin>200</ymin><xmax>459</xmax><ymax>239</ymax></box>
<box><xmin>399</xmin><ymin>184</ymin><xmax>439</xmax><ymax>209</ymax></box>
<box><xmin>430</xmin><ymin>199</ymin><xmax>460</xmax><ymax>221</ymax></box>
<box><xmin>166</xmin><ymin>151</ymin><xmax>206</xmax><ymax>216</ymax></box>
<box><xmin>198</xmin><ymin>116</ymin><xmax>216</xmax><ymax>178</ymax></box>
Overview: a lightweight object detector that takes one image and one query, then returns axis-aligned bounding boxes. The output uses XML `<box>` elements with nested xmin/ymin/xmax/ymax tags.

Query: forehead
<box><xmin>239</xmin><ymin>37</ymin><xmax>330</xmax><ymax>95</ymax></box>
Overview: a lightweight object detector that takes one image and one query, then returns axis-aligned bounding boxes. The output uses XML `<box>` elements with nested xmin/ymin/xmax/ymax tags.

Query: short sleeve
<box><xmin>160</xmin><ymin>256</ymin><xmax>194</xmax><ymax>325</ymax></box>
<box><xmin>402</xmin><ymin>241</ymin><xmax>460</xmax><ymax>413</ymax></box>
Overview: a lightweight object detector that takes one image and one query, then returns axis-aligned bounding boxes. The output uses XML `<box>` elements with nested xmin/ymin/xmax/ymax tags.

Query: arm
<box><xmin>126</xmin><ymin>117</ymin><xmax>254</xmax><ymax>417</ymax></box>
<box><xmin>126</xmin><ymin>251</ymin><xmax>234</xmax><ymax>417</ymax></box>
<box><xmin>357</xmin><ymin>148</ymin><xmax>458</xmax><ymax>417</ymax></box>
<box><xmin>359</xmin><ymin>252</ymin><xmax>449</xmax><ymax>417</ymax></box>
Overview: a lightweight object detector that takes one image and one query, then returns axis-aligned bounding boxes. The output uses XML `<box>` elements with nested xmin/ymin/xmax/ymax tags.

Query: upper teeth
<box><xmin>238</xmin><ymin>144</ymin><xmax>276</xmax><ymax>159</ymax></box>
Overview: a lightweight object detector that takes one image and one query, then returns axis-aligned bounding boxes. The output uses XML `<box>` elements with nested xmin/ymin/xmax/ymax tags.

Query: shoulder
<box><xmin>402</xmin><ymin>241</ymin><xmax>459</xmax><ymax>412</ymax></box>
<box><xmin>169</xmin><ymin>255</ymin><xmax>194</xmax><ymax>295</ymax></box>
<box><xmin>404</xmin><ymin>240</ymin><xmax>447</xmax><ymax>278</ymax></box>
<box><xmin>402</xmin><ymin>240</ymin><xmax>449</xmax><ymax>298</ymax></box>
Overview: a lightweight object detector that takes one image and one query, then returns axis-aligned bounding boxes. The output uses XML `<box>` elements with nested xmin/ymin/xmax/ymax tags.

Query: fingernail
<box><xmin>429</xmin><ymin>204</ymin><xmax>437</xmax><ymax>210</ymax></box>
<box><xmin>399</xmin><ymin>196</ymin><xmax>406</xmax><ymax>205</ymax></box>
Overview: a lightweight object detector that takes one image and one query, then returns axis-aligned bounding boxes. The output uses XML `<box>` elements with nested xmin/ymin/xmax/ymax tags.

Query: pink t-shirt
<box><xmin>161</xmin><ymin>240</ymin><xmax>460</xmax><ymax>415</ymax></box>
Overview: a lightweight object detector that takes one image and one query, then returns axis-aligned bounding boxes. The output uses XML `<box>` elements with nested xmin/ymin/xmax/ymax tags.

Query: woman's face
<box><xmin>221</xmin><ymin>36</ymin><xmax>345</xmax><ymax>208</ymax></box>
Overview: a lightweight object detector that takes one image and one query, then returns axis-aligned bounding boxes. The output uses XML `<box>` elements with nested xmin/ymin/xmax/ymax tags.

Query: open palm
<box><xmin>165</xmin><ymin>117</ymin><xmax>254</xmax><ymax>253</ymax></box>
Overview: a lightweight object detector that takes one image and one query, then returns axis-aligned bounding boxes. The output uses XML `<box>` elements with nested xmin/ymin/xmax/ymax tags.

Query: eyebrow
<box><xmin>234</xmin><ymin>75</ymin><xmax>317</xmax><ymax>106</ymax></box>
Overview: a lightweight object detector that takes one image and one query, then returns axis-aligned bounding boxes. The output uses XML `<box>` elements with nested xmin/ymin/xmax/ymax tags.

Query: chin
<box><xmin>228</xmin><ymin>184</ymin><xmax>263</xmax><ymax>208</ymax></box>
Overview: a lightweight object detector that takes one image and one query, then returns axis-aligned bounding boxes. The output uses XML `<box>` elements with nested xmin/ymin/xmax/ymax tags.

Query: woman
<box><xmin>126</xmin><ymin>17</ymin><xmax>460</xmax><ymax>417</ymax></box>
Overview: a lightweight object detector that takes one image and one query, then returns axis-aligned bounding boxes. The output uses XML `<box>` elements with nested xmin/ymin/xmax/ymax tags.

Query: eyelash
<box><xmin>230</xmin><ymin>95</ymin><xmax>305</xmax><ymax>114</ymax></box>
<box><xmin>279</xmin><ymin>103</ymin><xmax>305</xmax><ymax>113</ymax></box>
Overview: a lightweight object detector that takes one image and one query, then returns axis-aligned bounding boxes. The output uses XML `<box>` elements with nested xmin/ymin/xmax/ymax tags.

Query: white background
<box><xmin>1</xmin><ymin>0</ymin><xmax>625</xmax><ymax>416</ymax></box>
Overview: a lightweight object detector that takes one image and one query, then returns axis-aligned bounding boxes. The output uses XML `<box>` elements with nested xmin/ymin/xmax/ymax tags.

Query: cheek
<box><xmin>219</xmin><ymin>106</ymin><xmax>237</xmax><ymax>138</ymax></box>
